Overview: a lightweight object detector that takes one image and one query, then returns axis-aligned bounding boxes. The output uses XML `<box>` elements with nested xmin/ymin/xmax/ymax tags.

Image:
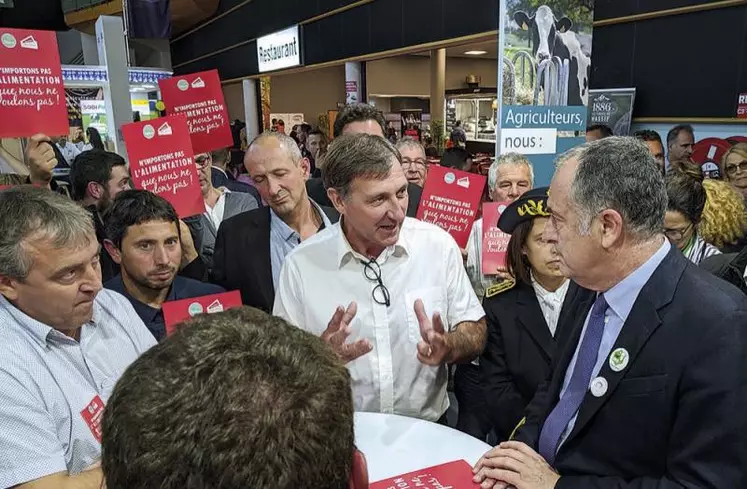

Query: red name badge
<box><xmin>0</xmin><ymin>28</ymin><xmax>68</xmax><ymax>138</ymax></box>
<box><xmin>158</xmin><ymin>69</ymin><xmax>233</xmax><ymax>155</ymax></box>
<box><xmin>162</xmin><ymin>290</ymin><xmax>242</xmax><ymax>336</ymax></box>
<box><xmin>481</xmin><ymin>201</ymin><xmax>511</xmax><ymax>275</ymax></box>
<box><xmin>416</xmin><ymin>166</ymin><xmax>486</xmax><ymax>248</ymax></box>
<box><xmin>80</xmin><ymin>395</ymin><xmax>105</xmax><ymax>443</ymax></box>
<box><xmin>122</xmin><ymin>114</ymin><xmax>205</xmax><ymax>218</ymax></box>
<box><xmin>370</xmin><ymin>460</ymin><xmax>480</xmax><ymax>489</ymax></box>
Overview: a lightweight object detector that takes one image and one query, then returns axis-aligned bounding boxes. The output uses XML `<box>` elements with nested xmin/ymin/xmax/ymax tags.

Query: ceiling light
<box><xmin>464</xmin><ymin>50</ymin><xmax>487</xmax><ymax>55</ymax></box>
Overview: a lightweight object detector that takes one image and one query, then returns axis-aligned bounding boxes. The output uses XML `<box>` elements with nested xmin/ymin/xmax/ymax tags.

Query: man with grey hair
<box><xmin>212</xmin><ymin>132</ymin><xmax>339</xmax><ymax>313</ymax></box>
<box><xmin>0</xmin><ymin>186</ymin><xmax>156</xmax><ymax>489</ymax></box>
<box><xmin>466</xmin><ymin>152</ymin><xmax>534</xmax><ymax>298</ymax></box>
<box><xmin>395</xmin><ymin>137</ymin><xmax>428</xmax><ymax>188</ymax></box>
<box><xmin>474</xmin><ymin>137</ymin><xmax>747</xmax><ymax>488</ymax></box>
<box><xmin>274</xmin><ymin>133</ymin><xmax>486</xmax><ymax>423</ymax></box>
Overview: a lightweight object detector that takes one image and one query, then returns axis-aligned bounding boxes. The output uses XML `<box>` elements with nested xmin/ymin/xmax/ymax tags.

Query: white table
<box><xmin>354</xmin><ymin>412</ymin><xmax>492</xmax><ymax>482</ymax></box>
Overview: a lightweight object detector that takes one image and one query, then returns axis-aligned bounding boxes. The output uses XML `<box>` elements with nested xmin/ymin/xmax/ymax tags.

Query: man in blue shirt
<box><xmin>473</xmin><ymin>137</ymin><xmax>747</xmax><ymax>488</ymax></box>
<box><xmin>103</xmin><ymin>190</ymin><xmax>224</xmax><ymax>341</ymax></box>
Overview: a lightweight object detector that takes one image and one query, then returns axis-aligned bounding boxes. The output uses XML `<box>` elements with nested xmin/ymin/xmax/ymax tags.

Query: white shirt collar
<box><xmin>335</xmin><ymin>217</ymin><xmax>410</xmax><ymax>268</ymax></box>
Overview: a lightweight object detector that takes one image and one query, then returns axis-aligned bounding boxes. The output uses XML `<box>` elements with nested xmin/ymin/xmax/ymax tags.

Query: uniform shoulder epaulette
<box><xmin>485</xmin><ymin>280</ymin><xmax>516</xmax><ymax>298</ymax></box>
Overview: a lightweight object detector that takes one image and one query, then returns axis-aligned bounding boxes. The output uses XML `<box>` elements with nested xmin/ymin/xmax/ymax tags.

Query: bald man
<box><xmin>210</xmin><ymin>133</ymin><xmax>340</xmax><ymax>312</ymax></box>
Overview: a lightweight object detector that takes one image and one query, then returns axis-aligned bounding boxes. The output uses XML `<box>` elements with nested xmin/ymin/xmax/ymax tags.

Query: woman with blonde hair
<box><xmin>722</xmin><ymin>143</ymin><xmax>747</xmax><ymax>201</ymax></box>
<box><xmin>700</xmin><ymin>178</ymin><xmax>747</xmax><ymax>253</ymax></box>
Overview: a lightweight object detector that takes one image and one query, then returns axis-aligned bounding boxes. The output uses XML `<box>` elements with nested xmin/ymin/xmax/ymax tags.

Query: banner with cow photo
<box><xmin>496</xmin><ymin>0</ymin><xmax>594</xmax><ymax>186</ymax></box>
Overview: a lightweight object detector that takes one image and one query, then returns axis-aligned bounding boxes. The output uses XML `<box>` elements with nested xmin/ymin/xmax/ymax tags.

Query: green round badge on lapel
<box><xmin>609</xmin><ymin>347</ymin><xmax>630</xmax><ymax>372</ymax></box>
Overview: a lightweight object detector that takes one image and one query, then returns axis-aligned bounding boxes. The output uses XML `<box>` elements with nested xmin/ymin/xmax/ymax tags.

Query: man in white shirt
<box><xmin>274</xmin><ymin>133</ymin><xmax>486</xmax><ymax>422</ymax></box>
<box><xmin>0</xmin><ymin>186</ymin><xmax>156</xmax><ymax>489</ymax></box>
<box><xmin>465</xmin><ymin>153</ymin><xmax>534</xmax><ymax>297</ymax></box>
<box><xmin>55</xmin><ymin>135</ymin><xmax>82</xmax><ymax>166</ymax></box>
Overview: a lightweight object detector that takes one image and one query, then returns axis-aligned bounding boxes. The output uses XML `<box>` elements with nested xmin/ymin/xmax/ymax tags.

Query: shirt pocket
<box><xmin>404</xmin><ymin>287</ymin><xmax>448</xmax><ymax>343</ymax></box>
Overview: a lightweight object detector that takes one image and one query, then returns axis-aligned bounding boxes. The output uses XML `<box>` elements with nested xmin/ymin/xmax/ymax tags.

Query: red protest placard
<box><xmin>738</xmin><ymin>93</ymin><xmax>747</xmax><ymax>119</ymax></box>
<box><xmin>416</xmin><ymin>166</ymin><xmax>486</xmax><ymax>248</ymax></box>
<box><xmin>481</xmin><ymin>202</ymin><xmax>511</xmax><ymax>274</ymax></box>
<box><xmin>370</xmin><ymin>460</ymin><xmax>480</xmax><ymax>489</ymax></box>
<box><xmin>0</xmin><ymin>28</ymin><xmax>68</xmax><ymax>137</ymax></box>
<box><xmin>162</xmin><ymin>290</ymin><xmax>242</xmax><ymax>336</ymax></box>
<box><xmin>158</xmin><ymin>70</ymin><xmax>233</xmax><ymax>154</ymax></box>
<box><xmin>122</xmin><ymin>114</ymin><xmax>204</xmax><ymax>218</ymax></box>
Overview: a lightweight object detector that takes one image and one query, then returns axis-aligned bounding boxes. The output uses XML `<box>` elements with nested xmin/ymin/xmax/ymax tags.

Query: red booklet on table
<box><xmin>370</xmin><ymin>460</ymin><xmax>480</xmax><ymax>489</ymax></box>
<box><xmin>162</xmin><ymin>290</ymin><xmax>242</xmax><ymax>337</ymax></box>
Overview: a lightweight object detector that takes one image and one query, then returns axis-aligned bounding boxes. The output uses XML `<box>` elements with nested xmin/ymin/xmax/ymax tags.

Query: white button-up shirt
<box><xmin>273</xmin><ymin>217</ymin><xmax>485</xmax><ymax>422</ymax></box>
<box><xmin>204</xmin><ymin>188</ymin><xmax>229</xmax><ymax>230</ymax></box>
<box><xmin>0</xmin><ymin>289</ymin><xmax>156</xmax><ymax>487</ymax></box>
<box><xmin>531</xmin><ymin>275</ymin><xmax>570</xmax><ymax>337</ymax></box>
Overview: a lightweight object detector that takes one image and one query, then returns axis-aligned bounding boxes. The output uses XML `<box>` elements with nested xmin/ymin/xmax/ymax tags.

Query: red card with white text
<box><xmin>0</xmin><ymin>28</ymin><xmax>68</xmax><ymax>137</ymax></box>
<box><xmin>122</xmin><ymin>114</ymin><xmax>204</xmax><ymax>217</ymax></box>
<box><xmin>80</xmin><ymin>395</ymin><xmax>105</xmax><ymax>443</ymax></box>
<box><xmin>370</xmin><ymin>460</ymin><xmax>480</xmax><ymax>489</ymax></box>
<box><xmin>162</xmin><ymin>290</ymin><xmax>242</xmax><ymax>336</ymax></box>
<box><xmin>416</xmin><ymin>166</ymin><xmax>486</xmax><ymax>248</ymax></box>
<box><xmin>481</xmin><ymin>202</ymin><xmax>511</xmax><ymax>274</ymax></box>
<box><xmin>158</xmin><ymin>70</ymin><xmax>233</xmax><ymax>154</ymax></box>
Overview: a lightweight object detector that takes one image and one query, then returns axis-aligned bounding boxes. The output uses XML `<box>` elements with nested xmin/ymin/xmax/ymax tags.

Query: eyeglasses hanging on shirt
<box><xmin>362</xmin><ymin>259</ymin><xmax>391</xmax><ymax>307</ymax></box>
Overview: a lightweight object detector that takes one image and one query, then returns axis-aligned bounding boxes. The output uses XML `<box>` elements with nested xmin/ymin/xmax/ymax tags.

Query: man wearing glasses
<box><xmin>395</xmin><ymin>137</ymin><xmax>428</xmax><ymax>188</ymax></box>
<box><xmin>273</xmin><ymin>133</ymin><xmax>486</xmax><ymax>423</ymax></box>
<box><xmin>184</xmin><ymin>153</ymin><xmax>259</xmax><ymax>270</ymax></box>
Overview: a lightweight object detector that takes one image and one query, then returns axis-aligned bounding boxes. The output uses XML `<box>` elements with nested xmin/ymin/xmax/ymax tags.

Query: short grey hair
<box><xmin>557</xmin><ymin>136</ymin><xmax>667</xmax><ymax>238</ymax></box>
<box><xmin>0</xmin><ymin>186</ymin><xmax>95</xmax><ymax>280</ymax></box>
<box><xmin>323</xmin><ymin>133</ymin><xmax>401</xmax><ymax>199</ymax></box>
<box><xmin>247</xmin><ymin>131</ymin><xmax>303</xmax><ymax>164</ymax></box>
<box><xmin>488</xmin><ymin>153</ymin><xmax>535</xmax><ymax>190</ymax></box>
<box><xmin>395</xmin><ymin>137</ymin><xmax>425</xmax><ymax>157</ymax></box>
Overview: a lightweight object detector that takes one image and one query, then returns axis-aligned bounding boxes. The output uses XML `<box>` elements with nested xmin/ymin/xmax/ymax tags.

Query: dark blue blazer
<box><xmin>105</xmin><ymin>275</ymin><xmax>224</xmax><ymax>341</ymax></box>
<box><xmin>514</xmin><ymin>247</ymin><xmax>747</xmax><ymax>487</ymax></box>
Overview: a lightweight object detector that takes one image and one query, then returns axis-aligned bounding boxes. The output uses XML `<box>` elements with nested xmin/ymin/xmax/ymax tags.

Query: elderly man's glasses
<box><xmin>362</xmin><ymin>259</ymin><xmax>390</xmax><ymax>307</ymax></box>
<box><xmin>195</xmin><ymin>155</ymin><xmax>211</xmax><ymax>168</ymax></box>
<box><xmin>401</xmin><ymin>158</ymin><xmax>427</xmax><ymax>170</ymax></box>
<box><xmin>725</xmin><ymin>160</ymin><xmax>747</xmax><ymax>176</ymax></box>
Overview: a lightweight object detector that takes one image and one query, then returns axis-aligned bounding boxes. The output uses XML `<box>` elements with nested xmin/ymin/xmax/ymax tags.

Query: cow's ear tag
<box><xmin>521</xmin><ymin>22</ymin><xmax>529</xmax><ymax>30</ymax></box>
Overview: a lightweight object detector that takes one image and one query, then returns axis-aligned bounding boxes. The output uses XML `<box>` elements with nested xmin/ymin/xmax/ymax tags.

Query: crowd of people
<box><xmin>1</xmin><ymin>103</ymin><xmax>746</xmax><ymax>489</ymax></box>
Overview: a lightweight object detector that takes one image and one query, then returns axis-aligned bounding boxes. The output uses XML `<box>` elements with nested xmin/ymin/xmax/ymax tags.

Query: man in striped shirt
<box><xmin>0</xmin><ymin>186</ymin><xmax>156</xmax><ymax>489</ymax></box>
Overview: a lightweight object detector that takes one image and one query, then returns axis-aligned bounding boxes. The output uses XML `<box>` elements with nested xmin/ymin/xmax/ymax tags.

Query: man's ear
<box><xmin>598</xmin><ymin>209</ymin><xmax>624</xmax><ymax>250</ymax></box>
<box><xmin>300</xmin><ymin>157</ymin><xmax>311</xmax><ymax>181</ymax></box>
<box><xmin>327</xmin><ymin>187</ymin><xmax>346</xmax><ymax>215</ymax></box>
<box><xmin>103</xmin><ymin>239</ymin><xmax>122</xmax><ymax>265</ymax></box>
<box><xmin>349</xmin><ymin>449</ymin><xmax>368</xmax><ymax>489</ymax></box>
<box><xmin>87</xmin><ymin>181</ymin><xmax>103</xmax><ymax>200</ymax></box>
<box><xmin>0</xmin><ymin>275</ymin><xmax>19</xmax><ymax>301</ymax></box>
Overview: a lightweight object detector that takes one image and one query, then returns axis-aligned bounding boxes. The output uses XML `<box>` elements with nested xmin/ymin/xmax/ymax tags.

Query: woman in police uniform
<box><xmin>480</xmin><ymin>187</ymin><xmax>595</xmax><ymax>442</ymax></box>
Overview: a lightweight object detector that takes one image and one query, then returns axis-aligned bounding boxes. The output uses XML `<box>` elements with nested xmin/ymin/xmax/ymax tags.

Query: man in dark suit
<box><xmin>212</xmin><ymin>132</ymin><xmax>338</xmax><ymax>313</ymax></box>
<box><xmin>473</xmin><ymin>137</ymin><xmax>747</xmax><ymax>488</ymax></box>
<box><xmin>306</xmin><ymin>103</ymin><xmax>423</xmax><ymax>217</ymax></box>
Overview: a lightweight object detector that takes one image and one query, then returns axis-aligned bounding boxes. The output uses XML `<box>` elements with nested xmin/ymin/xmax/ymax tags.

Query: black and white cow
<box><xmin>514</xmin><ymin>5</ymin><xmax>591</xmax><ymax>106</ymax></box>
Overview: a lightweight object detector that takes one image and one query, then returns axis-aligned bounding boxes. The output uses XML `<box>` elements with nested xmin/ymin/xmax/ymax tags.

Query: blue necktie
<box><xmin>538</xmin><ymin>294</ymin><xmax>608</xmax><ymax>465</ymax></box>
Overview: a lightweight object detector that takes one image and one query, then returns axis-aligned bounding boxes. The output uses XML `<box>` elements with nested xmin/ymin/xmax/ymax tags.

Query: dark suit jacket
<box><xmin>211</xmin><ymin>204</ymin><xmax>340</xmax><ymax>313</ymax></box>
<box><xmin>306</xmin><ymin>178</ymin><xmax>423</xmax><ymax>218</ymax></box>
<box><xmin>514</xmin><ymin>248</ymin><xmax>747</xmax><ymax>488</ymax></box>
<box><xmin>701</xmin><ymin>246</ymin><xmax>747</xmax><ymax>295</ymax></box>
<box><xmin>480</xmin><ymin>280</ymin><xmax>594</xmax><ymax>441</ymax></box>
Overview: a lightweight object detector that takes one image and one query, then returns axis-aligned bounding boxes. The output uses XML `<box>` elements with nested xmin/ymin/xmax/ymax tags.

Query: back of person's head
<box><xmin>0</xmin><ymin>173</ymin><xmax>28</xmax><ymax>186</ymax></box>
<box><xmin>333</xmin><ymin>103</ymin><xmax>386</xmax><ymax>137</ymax></box>
<box><xmin>101</xmin><ymin>307</ymin><xmax>356</xmax><ymax>489</ymax></box>
<box><xmin>103</xmin><ymin>189</ymin><xmax>179</xmax><ymax>249</ymax></box>
<box><xmin>666</xmin><ymin>124</ymin><xmax>694</xmax><ymax>148</ymax></box>
<box><xmin>634</xmin><ymin>129</ymin><xmax>662</xmax><ymax>145</ymax></box>
<box><xmin>440</xmin><ymin>147</ymin><xmax>472</xmax><ymax>171</ymax></box>
<box><xmin>665</xmin><ymin>168</ymin><xmax>706</xmax><ymax>225</ymax></box>
<box><xmin>586</xmin><ymin>124</ymin><xmax>613</xmax><ymax>138</ymax></box>
<box><xmin>69</xmin><ymin>149</ymin><xmax>126</xmax><ymax>201</ymax></box>
<box><xmin>86</xmin><ymin>127</ymin><xmax>105</xmax><ymax>150</ymax></box>
<box><xmin>559</xmin><ymin>136</ymin><xmax>667</xmax><ymax>241</ymax></box>
<box><xmin>700</xmin><ymin>178</ymin><xmax>747</xmax><ymax>249</ymax></box>
<box><xmin>211</xmin><ymin>147</ymin><xmax>230</xmax><ymax>167</ymax></box>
